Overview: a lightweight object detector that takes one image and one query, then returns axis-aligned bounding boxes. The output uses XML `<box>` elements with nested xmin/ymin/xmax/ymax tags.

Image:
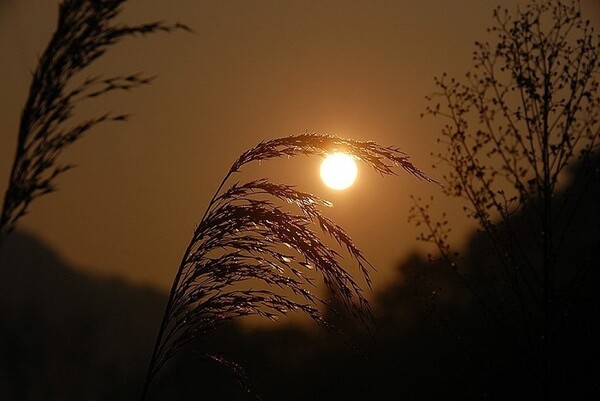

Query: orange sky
<box><xmin>1</xmin><ymin>0</ymin><xmax>599</xmax><ymax>292</ymax></box>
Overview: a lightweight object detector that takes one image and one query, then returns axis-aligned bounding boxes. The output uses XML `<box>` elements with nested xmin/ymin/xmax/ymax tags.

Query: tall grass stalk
<box><xmin>0</xmin><ymin>0</ymin><xmax>188</xmax><ymax>248</ymax></box>
<box><xmin>141</xmin><ymin>133</ymin><xmax>436</xmax><ymax>399</ymax></box>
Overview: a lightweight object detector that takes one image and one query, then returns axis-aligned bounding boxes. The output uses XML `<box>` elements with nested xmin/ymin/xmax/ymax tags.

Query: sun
<box><xmin>320</xmin><ymin>152</ymin><xmax>358</xmax><ymax>190</ymax></box>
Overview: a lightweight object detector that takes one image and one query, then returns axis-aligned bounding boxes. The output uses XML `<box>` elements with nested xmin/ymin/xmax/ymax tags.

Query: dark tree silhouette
<box><xmin>411</xmin><ymin>1</ymin><xmax>599</xmax><ymax>399</ymax></box>
<box><xmin>0</xmin><ymin>0</ymin><xmax>188</xmax><ymax>248</ymax></box>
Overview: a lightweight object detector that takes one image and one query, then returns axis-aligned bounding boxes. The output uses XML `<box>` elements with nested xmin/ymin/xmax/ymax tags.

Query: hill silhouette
<box><xmin>0</xmin><ymin>231</ymin><xmax>165</xmax><ymax>399</ymax></box>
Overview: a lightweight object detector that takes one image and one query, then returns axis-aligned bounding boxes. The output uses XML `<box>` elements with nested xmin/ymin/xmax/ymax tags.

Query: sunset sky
<box><xmin>1</xmin><ymin>0</ymin><xmax>598</xmax><ymax>292</ymax></box>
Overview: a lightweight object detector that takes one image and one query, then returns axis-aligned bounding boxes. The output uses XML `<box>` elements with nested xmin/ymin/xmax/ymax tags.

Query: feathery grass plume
<box><xmin>0</xmin><ymin>0</ymin><xmax>189</xmax><ymax>247</ymax></box>
<box><xmin>141</xmin><ymin>132</ymin><xmax>437</xmax><ymax>400</ymax></box>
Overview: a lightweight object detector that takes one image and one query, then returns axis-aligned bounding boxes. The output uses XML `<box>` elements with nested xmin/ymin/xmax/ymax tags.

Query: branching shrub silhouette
<box><xmin>411</xmin><ymin>1</ymin><xmax>599</xmax><ymax>399</ymax></box>
<box><xmin>141</xmin><ymin>133</ymin><xmax>436</xmax><ymax>399</ymax></box>
<box><xmin>0</xmin><ymin>0</ymin><xmax>188</xmax><ymax>247</ymax></box>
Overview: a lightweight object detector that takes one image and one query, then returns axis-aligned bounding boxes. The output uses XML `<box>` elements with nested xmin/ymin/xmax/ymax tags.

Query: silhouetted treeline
<box><xmin>1</xmin><ymin>157</ymin><xmax>598</xmax><ymax>400</ymax></box>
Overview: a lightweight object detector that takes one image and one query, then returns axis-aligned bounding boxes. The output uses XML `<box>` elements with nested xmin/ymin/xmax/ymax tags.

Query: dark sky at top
<box><xmin>1</xmin><ymin>0</ymin><xmax>598</xmax><ymax>292</ymax></box>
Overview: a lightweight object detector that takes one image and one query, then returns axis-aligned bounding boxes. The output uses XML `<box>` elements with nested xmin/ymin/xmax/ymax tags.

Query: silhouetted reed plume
<box><xmin>141</xmin><ymin>133</ymin><xmax>436</xmax><ymax>399</ymax></box>
<box><xmin>0</xmin><ymin>0</ymin><xmax>188</xmax><ymax>247</ymax></box>
<box><xmin>0</xmin><ymin>2</ymin><xmax>437</xmax><ymax>398</ymax></box>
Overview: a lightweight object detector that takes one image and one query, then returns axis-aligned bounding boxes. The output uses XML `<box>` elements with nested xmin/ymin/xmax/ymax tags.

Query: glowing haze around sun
<box><xmin>320</xmin><ymin>152</ymin><xmax>358</xmax><ymax>190</ymax></box>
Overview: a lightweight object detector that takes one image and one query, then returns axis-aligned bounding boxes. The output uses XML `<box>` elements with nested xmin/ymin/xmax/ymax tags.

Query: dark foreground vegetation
<box><xmin>1</xmin><ymin>156</ymin><xmax>597</xmax><ymax>401</ymax></box>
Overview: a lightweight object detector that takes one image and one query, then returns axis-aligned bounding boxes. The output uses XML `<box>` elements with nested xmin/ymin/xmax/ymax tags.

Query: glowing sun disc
<box><xmin>320</xmin><ymin>152</ymin><xmax>358</xmax><ymax>190</ymax></box>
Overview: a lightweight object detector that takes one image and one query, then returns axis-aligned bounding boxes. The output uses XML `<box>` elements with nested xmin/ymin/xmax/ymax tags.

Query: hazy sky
<box><xmin>1</xmin><ymin>0</ymin><xmax>598</xmax><ymax>292</ymax></box>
